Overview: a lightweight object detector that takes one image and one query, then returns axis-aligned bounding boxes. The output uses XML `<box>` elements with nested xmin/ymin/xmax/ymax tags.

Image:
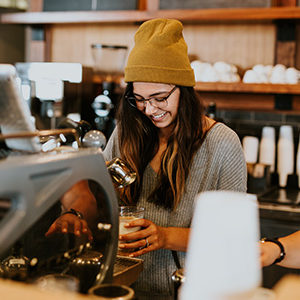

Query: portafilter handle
<box><xmin>106</xmin><ymin>157</ymin><xmax>136</xmax><ymax>188</ymax></box>
<box><xmin>81</xmin><ymin>131</ymin><xmax>135</xmax><ymax>188</ymax></box>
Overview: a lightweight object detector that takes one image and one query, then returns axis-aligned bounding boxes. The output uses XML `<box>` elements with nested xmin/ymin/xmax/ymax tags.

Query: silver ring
<box><xmin>145</xmin><ymin>238</ymin><xmax>149</xmax><ymax>248</ymax></box>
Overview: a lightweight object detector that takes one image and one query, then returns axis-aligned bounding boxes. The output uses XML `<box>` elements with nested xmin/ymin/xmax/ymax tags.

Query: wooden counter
<box><xmin>0</xmin><ymin>278</ymin><xmax>89</xmax><ymax>300</ymax></box>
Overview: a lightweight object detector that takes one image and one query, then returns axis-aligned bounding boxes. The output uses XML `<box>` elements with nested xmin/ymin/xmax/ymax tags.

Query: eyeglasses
<box><xmin>126</xmin><ymin>86</ymin><xmax>177</xmax><ymax>109</ymax></box>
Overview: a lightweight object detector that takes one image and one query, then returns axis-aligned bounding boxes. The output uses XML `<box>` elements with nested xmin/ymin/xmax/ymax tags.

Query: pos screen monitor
<box><xmin>0</xmin><ymin>64</ymin><xmax>41</xmax><ymax>152</ymax></box>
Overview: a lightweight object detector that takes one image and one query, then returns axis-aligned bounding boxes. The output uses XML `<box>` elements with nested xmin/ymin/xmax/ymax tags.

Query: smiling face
<box><xmin>133</xmin><ymin>82</ymin><xmax>180</xmax><ymax>133</ymax></box>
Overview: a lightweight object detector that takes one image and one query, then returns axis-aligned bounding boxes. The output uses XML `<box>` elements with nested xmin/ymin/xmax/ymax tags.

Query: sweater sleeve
<box><xmin>217</xmin><ymin>126</ymin><xmax>247</xmax><ymax>193</ymax></box>
<box><xmin>102</xmin><ymin>126</ymin><xmax>120</xmax><ymax>162</ymax></box>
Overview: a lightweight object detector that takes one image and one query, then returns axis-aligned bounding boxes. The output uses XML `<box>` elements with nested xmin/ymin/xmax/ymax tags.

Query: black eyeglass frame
<box><xmin>126</xmin><ymin>86</ymin><xmax>178</xmax><ymax>109</ymax></box>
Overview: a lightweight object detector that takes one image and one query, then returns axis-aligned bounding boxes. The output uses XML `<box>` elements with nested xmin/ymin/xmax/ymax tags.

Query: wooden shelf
<box><xmin>2</xmin><ymin>7</ymin><xmax>300</xmax><ymax>24</ymax></box>
<box><xmin>195</xmin><ymin>82</ymin><xmax>300</xmax><ymax>94</ymax></box>
<box><xmin>90</xmin><ymin>77</ymin><xmax>300</xmax><ymax>95</ymax></box>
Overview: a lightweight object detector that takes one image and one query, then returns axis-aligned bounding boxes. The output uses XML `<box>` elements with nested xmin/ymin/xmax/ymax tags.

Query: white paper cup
<box><xmin>242</xmin><ymin>136</ymin><xmax>259</xmax><ymax>164</ymax></box>
<box><xmin>259</xmin><ymin>126</ymin><xmax>276</xmax><ymax>172</ymax></box>
<box><xmin>277</xmin><ymin>125</ymin><xmax>294</xmax><ymax>187</ymax></box>
<box><xmin>180</xmin><ymin>191</ymin><xmax>261</xmax><ymax>300</ymax></box>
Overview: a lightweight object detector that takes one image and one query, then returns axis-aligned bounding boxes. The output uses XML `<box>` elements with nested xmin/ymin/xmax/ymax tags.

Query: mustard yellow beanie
<box><xmin>124</xmin><ymin>18</ymin><xmax>195</xmax><ymax>87</ymax></box>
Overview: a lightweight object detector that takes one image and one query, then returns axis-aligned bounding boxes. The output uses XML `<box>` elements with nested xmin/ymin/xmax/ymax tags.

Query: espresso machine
<box><xmin>91</xmin><ymin>44</ymin><xmax>128</xmax><ymax>139</ymax></box>
<box><xmin>0</xmin><ymin>64</ymin><xmax>142</xmax><ymax>295</ymax></box>
<box><xmin>0</xmin><ymin>149</ymin><xmax>117</xmax><ymax>284</ymax></box>
<box><xmin>0</xmin><ymin>147</ymin><xmax>142</xmax><ymax>293</ymax></box>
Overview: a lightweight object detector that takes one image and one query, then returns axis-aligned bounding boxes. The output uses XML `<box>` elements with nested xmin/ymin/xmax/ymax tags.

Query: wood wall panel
<box><xmin>272</xmin><ymin>0</ymin><xmax>297</xmax><ymax>6</ymax></box>
<box><xmin>294</xmin><ymin>24</ymin><xmax>300</xmax><ymax>69</ymax></box>
<box><xmin>200</xmin><ymin>92</ymin><xmax>275</xmax><ymax>111</ymax></box>
<box><xmin>50</xmin><ymin>24</ymin><xmax>138</xmax><ymax>67</ymax></box>
<box><xmin>50</xmin><ymin>23</ymin><xmax>276</xmax><ymax>73</ymax></box>
<box><xmin>275</xmin><ymin>40</ymin><xmax>296</xmax><ymax>67</ymax></box>
<box><xmin>292</xmin><ymin>95</ymin><xmax>300</xmax><ymax>111</ymax></box>
<box><xmin>28</xmin><ymin>0</ymin><xmax>43</xmax><ymax>12</ymax></box>
<box><xmin>0</xmin><ymin>24</ymin><xmax>25</xmax><ymax>63</ymax></box>
<box><xmin>139</xmin><ymin>0</ymin><xmax>159</xmax><ymax>10</ymax></box>
<box><xmin>160</xmin><ymin>0</ymin><xmax>272</xmax><ymax>9</ymax></box>
<box><xmin>183</xmin><ymin>23</ymin><xmax>276</xmax><ymax>71</ymax></box>
<box><xmin>202</xmin><ymin>93</ymin><xmax>300</xmax><ymax>112</ymax></box>
<box><xmin>28</xmin><ymin>40</ymin><xmax>46</xmax><ymax>62</ymax></box>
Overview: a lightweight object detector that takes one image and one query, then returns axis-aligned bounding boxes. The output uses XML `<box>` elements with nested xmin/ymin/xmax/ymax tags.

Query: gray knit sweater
<box><xmin>103</xmin><ymin>123</ymin><xmax>247</xmax><ymax>299</ymax></box>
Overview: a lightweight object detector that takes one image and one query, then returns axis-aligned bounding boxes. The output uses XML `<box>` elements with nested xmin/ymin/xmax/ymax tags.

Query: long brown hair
<box><xmin>116</xmin><ymin>83</ymin><xmax>205</xmax><ymax>210</ymax></box>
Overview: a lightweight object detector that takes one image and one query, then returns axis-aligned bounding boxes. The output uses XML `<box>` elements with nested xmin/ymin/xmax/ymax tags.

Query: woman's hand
<box><xmin>119</xmin><ymin>218</ymin><xmax>168</xmax><ymax>257</ymax></box>
<box><xmin>260</xmin><ymin>240</ymin><xmax>281</xmax><ymax>267</ymax></box>
<box><xmin>45</xmin><ymin>214</ymin><xmax>93</xmax><ymax>241</ymax></box>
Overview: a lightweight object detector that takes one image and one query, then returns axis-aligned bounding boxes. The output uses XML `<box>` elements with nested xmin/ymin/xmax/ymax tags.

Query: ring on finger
<box><xmin>145</xmin><ymin>238</ymin><xmax>149</xmax><ymax>248</ymax></box>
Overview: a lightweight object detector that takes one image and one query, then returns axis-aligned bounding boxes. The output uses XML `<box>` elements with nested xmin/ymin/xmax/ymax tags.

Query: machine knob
<box><xmin>82</xmin><ymin>130</ymin><xmax>107</xmax><ymax>150</ymax></box>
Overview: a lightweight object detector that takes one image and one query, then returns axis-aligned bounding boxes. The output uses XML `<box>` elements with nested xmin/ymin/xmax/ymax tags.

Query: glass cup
<box><xmin>118</xmin><ymin>206</ymin><xmax>145</xmax><ymax>255</ymax></box>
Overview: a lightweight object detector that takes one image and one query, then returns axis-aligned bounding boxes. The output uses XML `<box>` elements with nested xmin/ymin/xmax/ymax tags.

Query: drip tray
<box><xmin>113</xmin><ymin>255</ymin><xmax>143</xmax><ymax>286</ymax></box>
<box><xmin>259</xmin><ymin>188</ymin><xmax>300</xmax><ymax>207</ymax></box>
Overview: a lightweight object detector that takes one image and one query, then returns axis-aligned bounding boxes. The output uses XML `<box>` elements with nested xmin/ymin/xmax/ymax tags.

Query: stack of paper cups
<box><xmin>259</xmin><ymin>126</ymin><xmax>276</xmax><ymax>172</ymax></box>
<box><xmin>277</xmin><ymin>125</ymin><xmax>294</xmax><ymax>188</ymax></box>
<box><xmin>180</xmin><ymin>191</ymin><xmax>261</xmax><ymax>300</ymax></box>
<box><xmin>242</xmin><ymin>136</ymin><xmax>259</xmax><ymax>164</ymax></box>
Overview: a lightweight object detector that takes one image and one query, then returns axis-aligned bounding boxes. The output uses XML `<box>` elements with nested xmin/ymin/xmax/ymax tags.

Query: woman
<box><xmin>101</xmin><ymin>18</ymin><xmax>247</xmax><ymax>299</ymax></box>
<box><xmin>46</xmin><ymin>18</ymin><xmax>246</xmax><ymax>299</ymax></box>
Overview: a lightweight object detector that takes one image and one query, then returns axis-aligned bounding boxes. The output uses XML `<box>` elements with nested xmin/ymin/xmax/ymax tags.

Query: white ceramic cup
<box><xmin>242</xmin><ymin>136</ymin><xmax>259</xmax><ymax>164</ymax></box>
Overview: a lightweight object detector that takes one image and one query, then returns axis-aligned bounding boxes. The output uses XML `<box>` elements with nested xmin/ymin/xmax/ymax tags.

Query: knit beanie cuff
<box><xmin>125</xmin><ymin>65</ymin><xmax>195</xmax><ymax>87</ymax></box>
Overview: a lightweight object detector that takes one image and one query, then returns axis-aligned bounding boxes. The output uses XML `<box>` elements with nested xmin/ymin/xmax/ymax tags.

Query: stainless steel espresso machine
<box><xmin>0</xmin><ymin>148</ymin><xmax>142</xmax><ymax>294</ymax></box>
<box><xmin>0</xmin><ymin>64</ymin><xmax>142</xmax><ymax>295</ymax></box>
<box><xmin>0</xmin><ymin>149</ymin><xmax>117</xmax><ymax>288</ymax></box>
